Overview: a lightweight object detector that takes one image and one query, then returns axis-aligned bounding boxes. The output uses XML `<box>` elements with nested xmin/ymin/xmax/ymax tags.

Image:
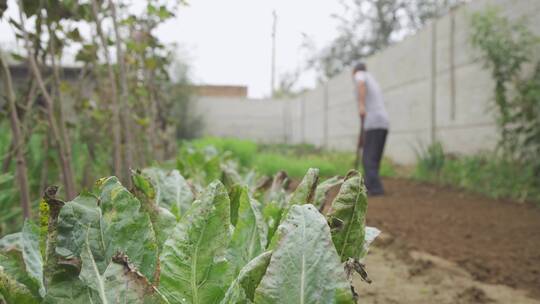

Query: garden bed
<box><xmin>359</xmin><ymin>178</ymin><xmax>540</xmax><ymax>300</ymax></box>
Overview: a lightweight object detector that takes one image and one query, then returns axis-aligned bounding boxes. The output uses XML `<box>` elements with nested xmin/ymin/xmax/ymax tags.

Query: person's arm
<box><xmin>357</xmin><ymin>81</ymin><xmax>366</xmax><ymax>118</ymax></box>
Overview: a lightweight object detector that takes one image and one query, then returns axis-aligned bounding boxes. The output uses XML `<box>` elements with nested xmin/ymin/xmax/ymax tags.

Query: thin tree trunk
<box><xmin>3</xmin><ymin>70</ymin><xmax>37</xmax><ymax>174</ymax></box>
<box><xmin>110</xmin><ymin>0</ymin><xmax>135</xmax><ymax>183</ymax></box>
<box><xmin>0</xmin><ymin>52</ymin><xmax>32</xmax><ymax>219</ymax></box>
<box><xmin>20</xmin><ymin>80</ymin><xmax>37</xmax><ymax>130</ymax></box>
<box><xmin>17</xmin><ymin>0</ymin><xmax>76</xmax><ymax>199</ymax></box>
<box><xmin>90</xmin><ymin>0</ymin><xmax>123</xmax><ymax>181</ymax></box>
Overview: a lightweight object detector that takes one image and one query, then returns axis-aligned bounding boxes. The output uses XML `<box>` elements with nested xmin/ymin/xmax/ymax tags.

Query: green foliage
<box><xmin>470</xmin><ymin>7</ymin><xmax>536</xmax><ymax>86</ymax></box>
<box><xmin>227</xmin><ymin>186</ymin><xmax>267</xmax><ymax>276</ymax></box>
<box><xmin>287</xmin><ymin>168</ymin><xmax>319</xmax><ymax>207</ymax></box>
<box><xmin>0</xmin><ymin>150</ymin><xmax>378</xmax><ymax>303</ymax></box>
<box><xmin>138</xmin><ymin>167</ymin><xmax>195</xmax><ymax>219</ymax></box>
<box><xmin>220</xmin><ymin>251</ymin><xmax>271</xmax><ymax>304</ymax></box>
<box><xmin>79</xmin><ymin>242</ymin><xmax>165</xmax><ymax>304</ymax></box>
<box><xmin>413</xmin><ymin>142</ymin><xmax>446</xmax><ymax>178</ymax></box>
<box><xmin>327</xmin><ymin>172</ymin><xmax>368</xmax><ymax>262</ymax></box>
<box><xmin>413</xmin><ymin>143</ymin><xmax>540</xmax><ymax>203</ymax></box>
<box><xmin>254</xmin><ymin>205</ymin><xmax>355</xmax><ymax>304</ymax></box>
<box><xmin>509</xmin><ymin>64</ymin><xmax>540</xmax><ymax>171</ymax></box>
<box><xmin>187</xmin><ymin>137</ymin><xmax>396</xmax><ymax>179</ymax></box>
<box><xmin>190</xmin><ymin>138</ymin><xmax>258</xmax><ymax>168</ymax></box>
<box><xmin>159</xmin><ymin>181</ymin><xmax>232</xmax><ymax>304</ymax></box>
<box><xmin>470</xmin><ymin>7</ymin><xmax>540</xmax><ymax>173</ymax></box>
<box><xmin>0</xmin><ymin>0</ymin><xmax>194</xmax><ymax>235</ymax></box>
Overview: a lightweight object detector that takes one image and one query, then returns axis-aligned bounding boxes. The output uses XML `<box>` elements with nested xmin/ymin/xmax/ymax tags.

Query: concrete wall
<box><xmin>193</xmin><ymin>97</ymin><xmax>289</xmax><ymax>143</ymax></box>
<box><xmin>192</xmin><ymin>0</ymin><xmax>540</xmax><ymax>164</ymax></box>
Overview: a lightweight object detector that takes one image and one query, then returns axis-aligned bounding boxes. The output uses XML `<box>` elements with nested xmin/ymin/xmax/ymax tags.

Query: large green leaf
<box><xmin>79</xmin><ymin>240</ymin><xmax>107</xmax><ymax>303</ymax></box>
<box><xmin>267</xmin><ymin>169</ymin><xmax>319</xmax><ymax>249</ymax></box>
<box><xmin>80</xmin><ymin>240</ymin><xmax>164</xmax><ymax>304</ymax></box>
<box><xmin>254</xmin><ymin>205</ymin><xmax>354</xmax><ymax>304</ymax></box>
<box><xmin>98</xmin><ymin>177</ymin><xmax>159</xmax><ymax>281</ymax></box>
<box><xmin>159</xmin><ymin>181</ymin><xmax>232</xmax><ymax>304</ymax></box>
<box><xmin>0</xmin><ymin>267</ymin><xmax>39</xmax><ymax>304</ymax></box>
<box><xmin>261</xmin><ymin>202</ymin><xmax>282</xmax><ymax>250</ymax></box>
<box><xmin>47</xmin><ymin>195</ymin><xmax>104</xmax><ymax>304</ymax></box>
<box><xmin>141</xmin><ymin>167</ymin><xmax>194</xmax><ymax>217</ymax></box>
<box><xmin>20</xmin><ymin>221</ymin><xmax>44</xmax><ymax>297</ymax></box>
<box><xmin>132</xmin><ymin>171</ymin><xmax>180</xmax><ymax>250</ymax></box>
<box><xmin>56</xmin><ymin>180</ymin><xmax>160</xmax><ymax>282</ymax></box>
<box><xmin>261</xmin><ymin>172</ymin><xmax>289</xmax><ymax>248</ymax></box>
<box><xmin>221</xmin><ymin>165</ymin><xmax>242</xmax><ymax>193</ymax></box>
<box><xmin>228</xmin><ymin>185</ymin><xmax>243</xmax><ymax>227</ymax></box>
<box><xmin>0</xmin><ymin>233</ymin><xmax>21</xmax><ymax>252</ymax></box>
<box><xmin>228</xmin><ymin>186</ymin><xmax>267</xmax><ymax>276</ymax></box>
<box><xmin>220</xmin><ymin>251</ymin><xmax>271</xmax><ymax>304</ymax></box>
<box><xmin>43</xmin><ymin>273</ymin><xmax>93</xmax><ymax>304</ymax></box>
<box><xmin>56</xmin><ymin>194</ymin><xmax>106</xmax><ymax>271</ymax></box>
<box><xmin>326</xmin><ymin>172</ymin><xmax>368</xmax><ymax>261</ymax></box>
<box><xmin>0</xmin><ymin>221</ymin><xmax>45</xmax><ymax>299</ymax></box>
<box><xmin>0</xmin><ymin>253</ymin><xmax>38</xmax><ymax>297</ymax></box>
<box><xmin>287</xmin><ymin>168</ymin><xmax>319</xmax><ymax>207</ymax></box>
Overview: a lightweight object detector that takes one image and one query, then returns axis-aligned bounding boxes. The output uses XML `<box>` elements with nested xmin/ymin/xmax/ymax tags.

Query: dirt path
<box><xmin>354</xmin><ymin>236</ymin><xmax>539</xmax><ymax>304</ymax></box>
<box><xmin>362</xmin><ymin>178</ymin><xmax>540</xmax><ymax>301</ymax></box>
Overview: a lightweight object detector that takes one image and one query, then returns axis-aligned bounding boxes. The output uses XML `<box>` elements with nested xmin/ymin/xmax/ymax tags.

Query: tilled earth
<box><xmin>358</xmin><ymin>178</ymin><xmax>540</xmax><ymax>302</ymax></box>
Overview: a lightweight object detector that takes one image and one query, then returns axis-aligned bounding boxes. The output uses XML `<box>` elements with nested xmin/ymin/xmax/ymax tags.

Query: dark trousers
<box><xmin>362</xmin><ymin>129</ymin><xmax>388</xmax><ymax>195</ymax></box>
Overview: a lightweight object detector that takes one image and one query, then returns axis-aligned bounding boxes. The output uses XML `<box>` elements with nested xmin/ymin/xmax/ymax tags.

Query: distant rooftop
<box><xmin>193</xmin><ymin>84</ymin><xmax>248</xmax><ymax>98</ymax></box>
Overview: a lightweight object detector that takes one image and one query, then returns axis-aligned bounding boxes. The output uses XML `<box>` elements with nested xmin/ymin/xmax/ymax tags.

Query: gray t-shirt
<box><xmin>354</xmin><ymin>71</ymin><xmax>389</xmax><ymax>130</ymax></box>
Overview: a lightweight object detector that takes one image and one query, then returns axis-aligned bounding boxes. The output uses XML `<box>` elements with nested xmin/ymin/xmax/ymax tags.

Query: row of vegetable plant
<box><xmin>0</xmin><ymin>146</ymin><xmax>378</xmax><ymax>303</ymax></box>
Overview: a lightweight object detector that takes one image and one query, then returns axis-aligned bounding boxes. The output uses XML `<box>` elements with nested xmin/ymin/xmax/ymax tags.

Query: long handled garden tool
<box><xmin>354</xmin><ymin>118</ymin><xmax>365</xmax><ymax>170</ymax></box>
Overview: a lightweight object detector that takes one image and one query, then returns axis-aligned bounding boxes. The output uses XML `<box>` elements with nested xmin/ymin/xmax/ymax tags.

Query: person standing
<box><xmin>353</xmin><ymin>62</ymin><xmax>389</xmax><ymax>196</ymax></box>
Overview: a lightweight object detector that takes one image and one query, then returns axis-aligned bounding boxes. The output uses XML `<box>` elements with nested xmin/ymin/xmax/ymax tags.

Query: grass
<box><xmin>185</xmin><ymin>137</ymin><xmax>396</xmax><ymax>179</ymax></box>
<box><xmin>190</xmin><ymin>137</ymin><xmax>540</xmax><ymax>204</ymax></box>
<box><xmin>413</xmin><ymin>142</ymin><xmax>540</xmax><ymax>204</ymax></box>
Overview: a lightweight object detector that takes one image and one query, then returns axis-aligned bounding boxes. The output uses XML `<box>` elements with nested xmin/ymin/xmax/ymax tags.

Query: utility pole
<box><xmin>271</xmin><ymin>10</ymin><xmax>277</xmax><ymax>97</ymax></box>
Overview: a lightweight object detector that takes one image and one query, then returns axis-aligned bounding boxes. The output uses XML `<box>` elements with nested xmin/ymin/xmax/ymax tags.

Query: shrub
<box><xmin>470</xmin><ymin>7</ymin><xmax>540</xmax><ymax>176</ymax></box>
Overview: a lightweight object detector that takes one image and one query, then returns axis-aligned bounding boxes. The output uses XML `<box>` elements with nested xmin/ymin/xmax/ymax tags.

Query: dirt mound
<box><xmin>367</xmin><ymin>178</ymin><xmax>540</xmax><ymax>299</ymax></box>
<box><xmin>455</xmin><ymin>287</ymin><xmax>493</xmax><ymax>304</ymax></box>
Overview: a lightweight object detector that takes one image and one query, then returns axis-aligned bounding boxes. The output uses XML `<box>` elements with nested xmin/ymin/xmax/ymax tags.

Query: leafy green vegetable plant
<box><xmin>0</xmin><ymin>148</ymin><xmax>378</xmax><ymax>304</ymax></box>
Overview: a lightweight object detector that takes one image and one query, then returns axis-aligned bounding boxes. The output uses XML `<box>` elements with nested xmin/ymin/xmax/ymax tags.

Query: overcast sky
<box><xmin>170</xmin><ymin>0</ymin><xmax>345</xmax><ymax>98</ymax></box>
<box><xmin>0</xmin><ymin>0</ymin><xmax>343</xmax><ymax>98</ymax></box>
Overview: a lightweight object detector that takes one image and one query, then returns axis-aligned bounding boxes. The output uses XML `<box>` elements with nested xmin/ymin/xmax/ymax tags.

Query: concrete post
<box><xmin>430</xmin><ymin>21</ymin><xmax>438</xmax><ymax>144</ymax></box>
<box><xmin>282</xmin><ymin>101</ymin><xmax>288</xmax><ymax>143</ymax></box>
<box><xmin>449</xmin><ymin>7</ymin><xmax>457</xmax><ymax>121</ymax></box>
<box><xmin>323</xmin><ymin>83</ymin><xmax>329</xmax><ymax>148</ymax></box>
<box><xmin>301</xmin><ymin>96</ymin><xmax>306</xmax><ymax>144</ymax></box>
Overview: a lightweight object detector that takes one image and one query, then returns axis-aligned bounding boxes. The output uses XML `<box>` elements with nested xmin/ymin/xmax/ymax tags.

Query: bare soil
<box><xmin>357</xmin><ymin>178</ymin><xmax>540</xmax><ymax>302</ymax></box>
<box><xmin>353</xmin><ymin>235</ymin><xmax>539</xmax><ymax>304</ymax></box>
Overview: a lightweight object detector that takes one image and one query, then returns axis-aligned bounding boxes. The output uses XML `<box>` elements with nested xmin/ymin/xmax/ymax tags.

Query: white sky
<box><xmin>0</xmin><ymin>0</ymin><xmax>343</xmax><ymax>98</ymax></box>
<box><xmin>168</xmin><ymin>0</ymin><xmax>343</xmax><ymax>98</ymax></box>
